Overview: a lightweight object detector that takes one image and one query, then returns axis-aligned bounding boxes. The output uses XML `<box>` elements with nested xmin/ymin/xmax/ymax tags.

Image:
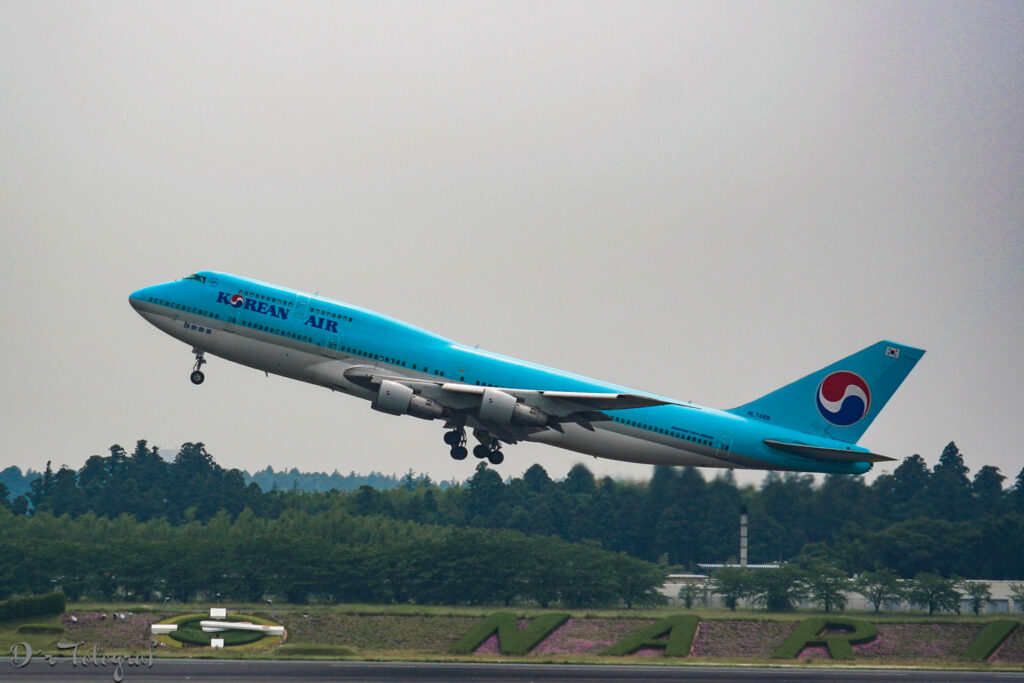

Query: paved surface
<box><xmin>2</xmin><ymin>659</ymin><xmax>1024</xmax><ymax>682</ymax></box>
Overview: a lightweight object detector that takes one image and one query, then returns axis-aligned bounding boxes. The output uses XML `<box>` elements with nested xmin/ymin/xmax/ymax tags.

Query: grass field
<box><xmin>2</xmin><ymin>601</ymin><xmax>1019</xmax><ymax>671</ymax></box>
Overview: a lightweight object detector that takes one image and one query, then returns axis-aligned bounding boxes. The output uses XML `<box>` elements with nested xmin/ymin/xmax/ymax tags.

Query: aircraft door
<box><xmin>222</xmin><ymin>289</ymin><xmax>238</xmax><ymax>332</ymax></box>
<box><xmin>715</xmin><ymin>436</ymin><xmax>733</xmax><ymax>461</ymax></box>
<box><xmin>294</xmin><ymin>294</ymin><xmax>309</xmax><ymax>319</ymax></box>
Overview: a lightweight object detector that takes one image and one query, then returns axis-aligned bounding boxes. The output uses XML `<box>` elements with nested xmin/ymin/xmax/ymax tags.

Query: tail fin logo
<box><xmin>816</xmin><ymin>371</ymin><xmax>871</xmax><ymax>426</ymax></box>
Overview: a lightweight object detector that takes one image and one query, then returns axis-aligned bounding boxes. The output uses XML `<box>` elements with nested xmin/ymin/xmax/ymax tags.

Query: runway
<box><xmin>2</xmin><ymin>659</ymin><xmax>1023</xmax><ymax>682</ymax></box>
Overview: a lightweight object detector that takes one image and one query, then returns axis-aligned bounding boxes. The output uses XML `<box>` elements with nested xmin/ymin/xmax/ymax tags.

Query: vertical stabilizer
<box><xmin>727</xmin><ymin>341</ymin><xmax>924</xmax><ymax>443</ymax></box>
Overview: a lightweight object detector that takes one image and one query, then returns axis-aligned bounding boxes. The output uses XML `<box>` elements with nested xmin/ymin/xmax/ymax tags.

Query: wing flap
<box><xmin>763</xmin><ymin>439</ymin><xmax>895</xmax><ymax>463</ymax></box>
<box><xmin>341</xmin><ymin>367</ymin><xmax>668</xmax><ymax>440</ymax></box>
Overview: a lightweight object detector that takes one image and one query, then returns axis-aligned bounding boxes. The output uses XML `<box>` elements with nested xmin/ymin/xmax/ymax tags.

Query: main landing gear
<box><xmin>190</xmin><ymin>350</ymin><xmax>207</xmax><ymax>385</ymax></box>
<box><xmin>444</xmin><ymin>428</ymin><xmax>504</xmax><ymax>464</ymax></box>
<box><xmin>472</xmin><ymin>433</ymin><xmax>505</xmax><ymax>466</ymax></box>
<box><xmin>444</xmin><ymin>429</ymin><xmax>468</xmax><ymax>460</ymax></box>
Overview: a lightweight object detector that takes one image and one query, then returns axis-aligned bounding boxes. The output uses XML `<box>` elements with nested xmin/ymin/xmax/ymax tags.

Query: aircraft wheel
<box><xmin>487</xmin><ymin>450</ymin><xmax>504</xmax><ymax>465</ymax></box>
<box><xmin>190</xmin><ymin>371</ymin><xmax>205</xmax><ymax>385</ymax></box>
<box><xmin>443</xmin><ymin>430</ymin><xmax>461</xmax><ymax>446</ymax></box>
<box><xmin>473</xmin><ymin>444</ymin><xmax>490</xmax><ymax>459</ymax></box>
<box><xmin>450</xmin><ymin>446</ymin><xmax>468</xmax><ymax>460</ymax></box>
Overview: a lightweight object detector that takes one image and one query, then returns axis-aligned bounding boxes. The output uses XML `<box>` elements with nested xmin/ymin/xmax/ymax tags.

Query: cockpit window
<box><xmin>183</xmin><ymin>273</ymin><xmax>206</xmax><ymax>283</ymax></box>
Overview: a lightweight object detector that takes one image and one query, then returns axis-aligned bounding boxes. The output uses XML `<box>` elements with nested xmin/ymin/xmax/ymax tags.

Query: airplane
<box><xmin>129</xmin><ymin>272</ymin><xmax>924</xmax><ymax>474</ymax></box>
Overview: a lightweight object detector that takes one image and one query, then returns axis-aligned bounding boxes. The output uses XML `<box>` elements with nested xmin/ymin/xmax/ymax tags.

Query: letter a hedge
<box><xmin>600</xmin><ymin>615</ymin><xmax>699</xmax><ymax>657</ymax></box>
<box><xmin>772</xmin><ymin>617</ymin><xmax>877</xmax><ymax>659</ymax></box>
<box><xmin>963</xmin><ymin>620</ymin><xmax>1019</xmax><ymax>661</ymax></box>
<box><xmin>451</xmin><ymin>612</ymin><xmax>569</xmax><ymax>655</ymax></box>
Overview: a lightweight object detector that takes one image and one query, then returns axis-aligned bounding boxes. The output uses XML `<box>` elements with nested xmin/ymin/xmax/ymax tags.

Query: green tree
<box><xmin>465</xmin><ymin>462</ymin><xmax>505</xmax><ymax>524</ymax></box>
<box><xmin>1009</xmin><ymin>467</ymin><xmax>1024</xmax><ymax>514</ymax></box>
<box><xmin>961</xmin><ymin>580</ymin><xmax>993</xmax><ymax>616</ymax></box>
<box><xmin>653</xmin><ymin>467</ymin><xmax>708</xmax><ymax>565</ymax></box>
<box><xmin>27</xmin><ymin>460</ymin><xmax>54</xmax><ymax>510</ymax></box>
<box><xmin>905</xmin><ymin>572</ymin><xmax>961</xmax><ymax>616</ymax></box>
<box><xmin>708</xmin><ymin>566</ymin><xmax>753</xmax><ymax>611</ymax></box>
<box><xmin>875</xmin><ymin>454</ymin><xmax>929</xmax><ymax>520</ymax></box>
<box><xmin>801</xmin><ymin>561</ymin><xmax>852</xmax><ymax>613</ymax></box>
<box><xmin>751</xmin><ymin>565</ymin><xmax>806</xmax><ymax>612</ymax></box>
<box><xmin>521</xmin><ymin>464</ymin><xmax>553</xmax><ymax>493</ymax></box>
<box><xmin>678</xmin><ymin>583</ymin><xmax>700</xmax><ymax>609</ymax></box>
<box><xmin>972</xmin><ymin>465</ymin><xmax>1005</xmax><ymax>515</ymax></box>
<box><xmin>563</xmin><ymin>464</ymin><xmax>596</xmax><ymax>495</ymax></box>
<box><xmin>928</xmin><ymin>442</ymin><xmax>972</xmax><ymax>521</ymax></box>
<box><xmin>854</xmin><ymin>568</ymin><xmax>902</xmax><ymax>612</ymax></box>
<box><xmin>608</xmin><ymin>552</ymin><xmax>667</xmax><ymax>608</ymax></box>
<box><xmin>757</xmin><ymin>473</ymin><xmax>814</xmax><ymax>560</ymax></box>
<box><xmin>1009</xmin><ymin>583</ymin><xmax>1024</xmax><ymax>611</ymax></box>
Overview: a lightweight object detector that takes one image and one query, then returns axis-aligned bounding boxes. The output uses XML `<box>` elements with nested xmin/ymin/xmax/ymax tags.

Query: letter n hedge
<box><xmin>451</xmin><ymin>612</ymin><xmax>569</xmax><ymax>655</ymax></box>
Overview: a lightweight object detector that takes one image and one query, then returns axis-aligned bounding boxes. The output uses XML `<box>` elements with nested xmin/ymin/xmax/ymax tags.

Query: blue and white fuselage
<box><xmin>129</xmin><ymin>272</ymin><xmax>924</xmax><ymax>474</ymax></box>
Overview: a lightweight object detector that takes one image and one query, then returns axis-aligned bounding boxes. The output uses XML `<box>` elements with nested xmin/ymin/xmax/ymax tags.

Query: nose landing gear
<box><xmin>190</xmin><ymin>350</ymin><xmax>207</xmax><ymax>385</ymax></box>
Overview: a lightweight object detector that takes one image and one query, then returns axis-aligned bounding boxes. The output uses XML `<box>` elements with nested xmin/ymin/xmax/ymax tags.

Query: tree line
<box><xmin>704</xmin><ymin>556</ymin><xmax>1024</xmax><ymax>616</ymax></box>
<box><xmin>243</xmin><ymin>466</ymin><xmax>446</xmax><ymax>493</ymax></box>
<box><xmin>0</xmin><ymin>504</ymin><xmax>665</xmax><ymax>607</ymax></box>
<box><xmin>0</xmin><ymin>461</ymin><xmax>441</xmax><ymax>501</ymax></box>
<box><xmin>3</xmin><ymin>440</ymin><xmax>1023</xmax><ymax>581</ymax></box>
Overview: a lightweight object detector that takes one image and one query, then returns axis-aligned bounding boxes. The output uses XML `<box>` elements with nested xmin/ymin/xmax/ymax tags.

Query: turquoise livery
<box><xmin>130</xmin><ymin>272</ymin><xmax>925</xmax><ymax>474</ymax></box>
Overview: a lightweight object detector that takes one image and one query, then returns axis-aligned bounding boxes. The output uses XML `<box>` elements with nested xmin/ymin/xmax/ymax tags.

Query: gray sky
<box><xmin>2</xmin><ymin>1</ymin><xmax>1022</xmax><ymax>488</ymax></box>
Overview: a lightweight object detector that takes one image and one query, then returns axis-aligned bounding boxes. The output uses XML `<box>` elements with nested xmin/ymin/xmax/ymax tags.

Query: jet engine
<box><xmin>372</xmin><ymin>380</ymin><xmax>443</xmax><ymax>420</ymax></box>
<box><xmin>479</xmin><ymin>388</ymin><xmax>548</xmax><ymax>426</ymax></box>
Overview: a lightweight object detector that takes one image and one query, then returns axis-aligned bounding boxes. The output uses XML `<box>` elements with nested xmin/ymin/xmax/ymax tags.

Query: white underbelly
<box><xmin>529</xmin><ymin>422</ymin><xmax>733</xmax><ymax>468</ymax></box>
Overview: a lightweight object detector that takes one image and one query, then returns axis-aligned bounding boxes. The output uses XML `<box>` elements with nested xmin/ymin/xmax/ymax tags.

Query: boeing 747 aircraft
<box><xmin>129</xmin><ymin>272</ymin><xmax>924</xmax><ymax>473</ymax></box>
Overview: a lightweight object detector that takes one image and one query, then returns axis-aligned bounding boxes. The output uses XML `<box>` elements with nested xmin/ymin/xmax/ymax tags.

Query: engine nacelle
<box><xmin>479</xmin><ymin>388</ymin><xmax>548</xmax><ymax>427</ymax></box>
<box><xmin>372</xmin><ymin>380</ymin><xmax>443</xmax><ymax>420</ymax></box>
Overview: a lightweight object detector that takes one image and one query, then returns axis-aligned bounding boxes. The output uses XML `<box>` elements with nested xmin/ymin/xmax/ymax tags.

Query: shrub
<box><xmin>0</xmin><ymin>593</ymin><xmax>66</xmax><ymax>621</ymax></box>
<box><xmin>16</xmin><ymin>624</ymin><xmax>64</xmax><ymax>634</ymax></box>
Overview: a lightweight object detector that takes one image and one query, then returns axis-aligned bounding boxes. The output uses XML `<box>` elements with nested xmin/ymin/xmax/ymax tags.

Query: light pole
<box><xmin>216</xmin><ymin>592</ymin><xmax>221</xmax><ymax>607</ymax></box>
<box><xmin>267</xmin><ymin>599</ymin><xmax>274</xmax><ymax>619</ymax></box>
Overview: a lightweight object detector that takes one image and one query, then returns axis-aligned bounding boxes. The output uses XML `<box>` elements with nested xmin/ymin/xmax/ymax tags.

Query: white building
<box><xmin>659</xmin><ymin>573</ymin><xmax>1024</xmax><ymax>614</ymax></box>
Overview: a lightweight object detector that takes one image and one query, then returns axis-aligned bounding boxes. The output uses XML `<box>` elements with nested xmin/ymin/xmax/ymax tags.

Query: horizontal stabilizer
<box><xmin>763</xmin><ymin>439</ymin><xmax>895</xmax><ymax>463</ymax></box>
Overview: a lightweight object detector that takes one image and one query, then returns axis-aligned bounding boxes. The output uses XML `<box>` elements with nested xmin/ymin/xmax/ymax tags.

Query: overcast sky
<box><xmin>2</xmin><ymin>1</ymin><xmax>1022</xmax><ymax>489</ymax></box>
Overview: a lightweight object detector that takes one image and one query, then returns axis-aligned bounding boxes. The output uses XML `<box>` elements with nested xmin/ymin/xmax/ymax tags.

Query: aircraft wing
<box><xmin>763</xmin><ymin>439</ymin><xmax>896</xmax><ymax>463</ymax></box>
<box><xmin>437</xmin><ymin>383</ymin><xmax>667</xmax><ymax>412</ymax></box>
<box><xmin>341</xmin><ymin>366</ymin><xmax>669</xmax><ymax>443</ymax></box>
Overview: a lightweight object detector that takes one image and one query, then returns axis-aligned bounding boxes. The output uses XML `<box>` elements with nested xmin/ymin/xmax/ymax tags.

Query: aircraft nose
<box><xmin>129</xmin><ymin>286</ymin><xmax>152</xmax><ymax>311</ymax></box>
